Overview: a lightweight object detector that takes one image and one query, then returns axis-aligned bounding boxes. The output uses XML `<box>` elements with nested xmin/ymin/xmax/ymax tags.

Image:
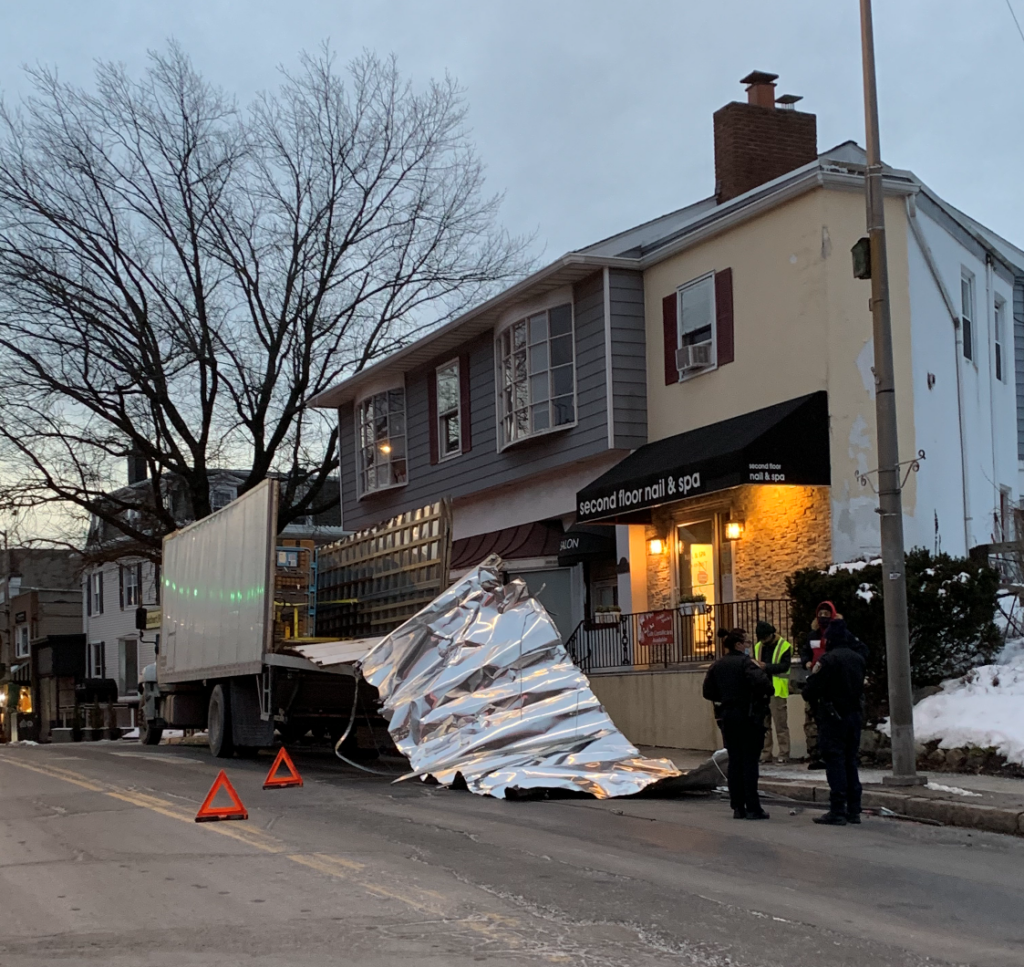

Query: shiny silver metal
<box><xmin>359</xmin><ymin>556</ymin><xmax>682</xmax><ymax>799</ymax></box>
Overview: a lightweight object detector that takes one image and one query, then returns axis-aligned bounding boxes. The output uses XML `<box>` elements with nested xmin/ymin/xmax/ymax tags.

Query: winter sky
<box><xmin>1</xmin><ymin>0</ymin><xmax>1022</xmax><ymax>272</ymax></box>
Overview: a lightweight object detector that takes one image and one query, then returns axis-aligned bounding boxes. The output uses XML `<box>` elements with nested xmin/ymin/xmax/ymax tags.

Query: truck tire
<box><xmin>208</xmin><ymin>684</ymin><xmax>234</xmax><ymax>758</ymax></box>
<box><xmin>139</xmin><ymin>717</ymin><xmax>163</xmax><ymax>746</ymax></box>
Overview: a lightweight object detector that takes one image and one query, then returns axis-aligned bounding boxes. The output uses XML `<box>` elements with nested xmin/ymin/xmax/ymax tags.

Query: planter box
<box><xmin>593</xmin><ymin>612</ymin><xmax>622</xmax><ymax>625</ymax></box>
<box><xmin>678</xmin><ymin>603</ymin><xmax>709</xmax><ymax>616</ymax></box>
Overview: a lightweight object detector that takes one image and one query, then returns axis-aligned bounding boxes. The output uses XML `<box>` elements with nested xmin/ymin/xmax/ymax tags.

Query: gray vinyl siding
<box><xmin>1015</xmin><ymin>280</ymin><xmax>1024</xmax><ymax>460</ymax></box>
<box><xmin>609</xmin><ymin>268</ymin><xmax>647</xmax><ymax>449</ymax></box>
<box><xmin>340</xmin><ymin>271</ymin><xmax>629</xmax><ymax>530</ymax></box>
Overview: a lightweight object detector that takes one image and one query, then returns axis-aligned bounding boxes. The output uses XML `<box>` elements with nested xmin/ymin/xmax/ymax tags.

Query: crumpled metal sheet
<box><xmin>359</xmin><ymin>556</ymin><xmax>681</xmax><ymax>799</ymax></box>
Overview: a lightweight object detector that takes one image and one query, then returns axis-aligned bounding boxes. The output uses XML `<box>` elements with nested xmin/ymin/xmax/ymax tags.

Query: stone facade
<box><xmin>639</xmin><ymin>484</ymin><xmax>831</xmax><ymax>610</ymax></box>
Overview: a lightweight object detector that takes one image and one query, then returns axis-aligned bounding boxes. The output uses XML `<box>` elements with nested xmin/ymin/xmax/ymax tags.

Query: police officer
<box><xmin>702</xmin><ymin>628</ymin><xmax>772</xmax><ymax>820</ymax></box>
<box><xmin>753</xmin><ymin>621</ymin><xmax>793</xmax><ymax>763</ymax></box>
<box><xmin>802</xmin><ymin>618</ymin><xmax>869</xmax><ymax>826</ymax></box>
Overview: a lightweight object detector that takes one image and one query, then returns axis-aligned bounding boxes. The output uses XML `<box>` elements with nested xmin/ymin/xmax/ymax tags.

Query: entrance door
<box><xmin>677</xmin><ymin>520</ymin><xmax>716</xmax><ymax>605</ymax></box>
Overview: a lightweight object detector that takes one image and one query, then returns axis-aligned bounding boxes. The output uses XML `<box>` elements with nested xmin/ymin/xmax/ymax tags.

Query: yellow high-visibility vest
<box><xmin>755</xmin><ymin>637</ymin><xmax>793</xmax><ymax>699</ymax></box>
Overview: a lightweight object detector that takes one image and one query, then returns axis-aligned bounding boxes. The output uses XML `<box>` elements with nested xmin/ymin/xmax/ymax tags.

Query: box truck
<box><xmin>138</xmin><ymin>479</ymin><xmax>372</xmax><ymax>756</ymax></box>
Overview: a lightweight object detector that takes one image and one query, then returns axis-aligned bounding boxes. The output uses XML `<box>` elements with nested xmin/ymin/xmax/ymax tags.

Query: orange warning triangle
<box><xmin>263</xmin><ymin>746</ymin><xmax>303</xmax><ymax>790</ymax></box>
<box><xmin>195</xmin><ymin>770</ymin><xmax>248</xmax><ymax>823</ymax></box>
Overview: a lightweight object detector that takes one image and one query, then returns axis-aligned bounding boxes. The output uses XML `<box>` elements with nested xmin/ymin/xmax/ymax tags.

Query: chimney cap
<box><xmin>775</xmin><ymin>94</ymin><xmax>803</xmax><ymax>109</ymax></box>
<box><xmin>740</xmin><ymin>70</ymin><xmax>779</xmax><ymax>86</ymax></box>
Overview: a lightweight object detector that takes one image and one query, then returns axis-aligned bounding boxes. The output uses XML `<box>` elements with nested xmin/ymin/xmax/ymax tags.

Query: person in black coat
<box><xmin>702</xmin><ymin>628</ymin><xmax>773</xmax><ymax>820</ymax></box>
<box><xmin>802</xmin><ymin>619</ymin><xmax>869</xmax><ymax>826</ymax></box>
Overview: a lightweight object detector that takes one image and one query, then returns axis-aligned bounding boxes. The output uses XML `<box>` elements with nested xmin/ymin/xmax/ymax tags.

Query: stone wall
<box><xmin>731</xmin><ymin>485</ymin><xmax>831</xmax><ymax>600</ymax></box>
<box><xmin>637</xmin><ymin>484</ymin><xmax>832</xmax><ymax>610</ymax></box>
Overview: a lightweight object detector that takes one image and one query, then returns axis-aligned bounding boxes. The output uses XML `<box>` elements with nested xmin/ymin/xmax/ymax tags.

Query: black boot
<box><xmin>746</xmin><ymin>809</ymin><xmax>770</xmax><ymax>820</ymax></box>
<box><xmin>813</xmin><ymin>811</ymin><xmax>848</xmax><ymax>826</ymax></box>
<box><xmin>733</xmin><ymin>808</ymin><xmax>747</xmax><ymax>819</ymax></box>
<box><xmin>846</xmin><ymin>813</ymin><xmax>862</xmax><ymax>825</ymax></box>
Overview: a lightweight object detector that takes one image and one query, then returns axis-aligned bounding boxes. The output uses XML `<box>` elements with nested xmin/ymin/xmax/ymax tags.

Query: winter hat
<box><xmin>815</xmin><ymin>601</ymin><xmax>838</xmax><ymax>629</ymax></box>
<box><xmin>755</xmin><ymin>620</ymin><xmax>775</xmax><ymax>641</ymax></box>
<box><xmin>824</xmin><ymin>618</ymin><xmax>849</xmax><ymax>650</ymax></box>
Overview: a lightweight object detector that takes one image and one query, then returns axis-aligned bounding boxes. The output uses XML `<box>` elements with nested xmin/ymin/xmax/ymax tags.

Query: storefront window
<box><xmin>677</xmin><ymin>520</ymin><xmax>716</xmax><ymax>605</ymax></box>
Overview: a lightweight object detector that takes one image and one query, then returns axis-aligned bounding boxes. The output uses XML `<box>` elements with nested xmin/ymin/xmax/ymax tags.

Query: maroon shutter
<box><xmin>715</xmin><ymin>267</ymin><xmax>734</xmax><ymax>366</ymax></box>
<box><xmin>662</xmin><ymin>293</ymin><xmax>678</xmax><ymax>385</ymax></box>
<box><xmin>459</xmin><ymin>353</ymin><xmax>472</xmax><ymax>453</ymax></box>
<box><xmin>119</xmin><ymin>566</ymin><xmax>124</xmax><ymax>610</ymax></box>
<box><xmin>427</xmin><ymin>370</ymin><xmax>439</xmax><ymax>465</ymax></box>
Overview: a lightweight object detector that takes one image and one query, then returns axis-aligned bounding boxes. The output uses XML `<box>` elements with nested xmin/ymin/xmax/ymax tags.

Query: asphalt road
<box><xmin>1</xmin><ymin>742</ymin><xmax>1022</xmax><ymax>967</ymax></box>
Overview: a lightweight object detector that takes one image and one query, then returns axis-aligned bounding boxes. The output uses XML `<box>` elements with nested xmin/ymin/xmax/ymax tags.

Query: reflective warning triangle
<box><xmin>263</xmin><ymin>746</ymin><xmax>303</xmax><ymax>790</ymax></box>
<box><xmin>195</xmin><ymin>770</ymin><xmax>248</xmax><ymax>822</ymax></box>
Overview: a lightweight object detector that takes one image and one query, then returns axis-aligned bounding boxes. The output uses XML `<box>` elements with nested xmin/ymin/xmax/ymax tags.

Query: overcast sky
<box><xmin>1</xmin><ymin>0</ymin><xmax>1022</xmax><ymax>264</ymax></box>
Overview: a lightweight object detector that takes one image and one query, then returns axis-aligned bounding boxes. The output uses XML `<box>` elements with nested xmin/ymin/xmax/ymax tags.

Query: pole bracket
<box><xmin>855</xmin><ymin>450</ymin><xmax>925</xmax><ymax>494</ymax></box>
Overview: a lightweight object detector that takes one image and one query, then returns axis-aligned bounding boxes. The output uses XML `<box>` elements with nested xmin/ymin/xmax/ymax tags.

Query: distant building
<box><xmin>82</xmin><ymin>461</ymin><xmax>344</xmax><ymax>701</ymax></box>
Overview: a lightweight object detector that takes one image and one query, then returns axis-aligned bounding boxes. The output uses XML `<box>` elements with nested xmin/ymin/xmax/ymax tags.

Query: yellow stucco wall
<box><xmin>643</xmin><ymin>185</ymin><xmax>917</xmax><ymax>560</ymax></box>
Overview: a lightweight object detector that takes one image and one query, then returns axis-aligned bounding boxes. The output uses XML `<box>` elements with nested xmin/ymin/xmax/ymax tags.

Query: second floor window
<box><xmin>436</xmin><ymin>361</ymin><xmax>461</xmax><ymax>459</ymax></box>
<box><xmin>497</xmin><ymin>303</ymin><xmax>575</xmax><ymax>447</ymax></box>
<box><xmin>677</xmin><ymin>275</ymin><xmax>715</xmax><ymax>375</ymax></box>
<box><xmin>210</xmin><ymin>487</ymin><xmax>236</xmax><ymax>512</ymax></box>
<box><xmin>89</xmin><ymin>571</ymin><xmax>104</xmax><ymax>616</ymax></box>
<box><xmin>961</xmin><ymin>273</ymin><xmax>975</xmax><ymax>362</ymax></box>
<box><xmin>121</xmin><ymin>563</ymin><xmax>141</xmax><ymax>609</ymax></box>
<box><xmin>15</xmin><ymin>625</ymin><xmax>29</xmax><ymax>659</ymax></box>
<box><xmin>357</xmin><ymin>388</ymin><xmax>407</xmax><ymax>494</ymax></box>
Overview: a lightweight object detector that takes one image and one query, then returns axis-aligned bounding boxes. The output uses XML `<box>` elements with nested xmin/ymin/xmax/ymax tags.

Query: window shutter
<box><xmin>427</xmin><ymin>371</ymin><xmax>439</xmax><ymax>465</ymax></box>
<box><xmin>136</xmin><ymin>563</ymin><xmax>143</xmax><ymax>605</ymax></box>
<box><xmin>662</xmin><ymin>293</ymin><xmax>678</xmax><ymax>385</ymax></box>
<box><xmin>119</xmin><ymin>566</ymin><xmax>125</xmax><ymax>610</ymax></box>
<box><xmin>86</xmin><ymin>578</ymin><xmax>92</xmax><ymax>617</ymax></box>
<box><xmin>98</xmin><ymin>572</ymin><xmax>104</xmax><ymax>614</ymax></box>
<box><xmin>459</xmin><ymin>353</ymin><xmax>472</xmax><ymax>453</ymax></box>
<box><xmin>715</xmin><ymin>268</ymin><xmax>734</xmax><ymax>366</ymax></box>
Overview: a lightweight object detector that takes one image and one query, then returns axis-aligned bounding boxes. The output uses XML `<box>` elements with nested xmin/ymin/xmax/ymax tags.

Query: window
<box><xmin>89</xmin><ymin>571</ymin><xmax>104</xmax><ymax>616</ymax></box>
<box><xmin>88</xmin><ymin>641</ymin><xmax>106</xmax><ymax>679</ymax></box>
<box><xmin>15</xmin><ymin>625</ymin><xmax>30</xmax><ymax>659</ymax></box>
<box><xmin>961</xmin><ymin>273</ymin><xmax>975</xmax><ymax>362</ymax></box>
<box><xmin>357</xmin><ymin>388</ymin><xmax>407</xmax><ymax>494</ymax></box>
<box><xmin>676</xmin><ymin>275</ymin><xmax>716</xmax><ymax>375</ymax></box>
<box><xmin>119</xmin><ymin>638</ymin><xmax>139</xmax><ymax>695</ymax></box>
<box><xmin>121</xmin><ymin>563</ymin><xmax>141</xmax><ymax>609</ymax></box>
<box><xmin>995</xmin><ymin>298</ymin><xmax>1005</xmax><ymax>382</ymax></box>
<box><xmin>497</xmin><ymin>303</ymin><xmax>575</xmax><ymax>447</ymax></box>
<box><xmin>436</xmin><ymin>361</ymin><xmax>461</xmax><ymax>459</ymax></box>
<box><xmin>210</xmin><ymin>487</ymin><xmax>236</xmax><ymax>512</ymax></box>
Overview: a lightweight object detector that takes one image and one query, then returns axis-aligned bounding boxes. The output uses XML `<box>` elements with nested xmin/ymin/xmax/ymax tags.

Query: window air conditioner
<box><xmin>676</xmin><ymin>341</ymin><xmax>713</xmax><ymax>373</ymax></box>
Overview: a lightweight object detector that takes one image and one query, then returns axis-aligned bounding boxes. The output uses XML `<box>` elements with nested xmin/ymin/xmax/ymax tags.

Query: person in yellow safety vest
<box><xmin>754</xmin><ymin>621</ymin><xmax>793</xmax><ymax>763</ymax></box>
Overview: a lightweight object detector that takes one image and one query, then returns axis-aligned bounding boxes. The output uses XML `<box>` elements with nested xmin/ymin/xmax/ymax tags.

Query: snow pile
<box><xmin>826</xmin><ymin>558</ymin><xmax>881</xmax><ymax>576</ymax></box>
<box><xmin>908</xmin><ymin>638</ymin><xmax>1024</xmax><ymax>766</ymax></box>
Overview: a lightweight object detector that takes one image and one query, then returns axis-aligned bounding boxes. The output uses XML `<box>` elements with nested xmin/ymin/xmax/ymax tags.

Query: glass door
<box><xmin>677</xmin><ymin>520</ymin><xmax>716</xmax><ymax>605</ymax></box>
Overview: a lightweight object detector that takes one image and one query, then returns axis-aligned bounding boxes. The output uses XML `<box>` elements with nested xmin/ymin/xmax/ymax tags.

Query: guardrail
<box><xmin>565</xmin><ymin>598</ymin><xmax>790</xmax><ymax>674</ymax></box>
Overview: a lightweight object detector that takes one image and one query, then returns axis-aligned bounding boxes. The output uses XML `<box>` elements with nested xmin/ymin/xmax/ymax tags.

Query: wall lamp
<box><xmin>648</xmin><ymin>538</ymin><xmax>667</xmax><ymax>555</ymax></box>
<box><xmin>724</xmin><ymin>520</ymin><xmax>745</xmax><ymax>541</ymax></box>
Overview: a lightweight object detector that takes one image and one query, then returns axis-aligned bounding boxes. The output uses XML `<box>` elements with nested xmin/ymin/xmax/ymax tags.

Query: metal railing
<box><xmin>565</xmin><ymin>598</ymin><xmax>791</xmax><ymax>674</ymax></box>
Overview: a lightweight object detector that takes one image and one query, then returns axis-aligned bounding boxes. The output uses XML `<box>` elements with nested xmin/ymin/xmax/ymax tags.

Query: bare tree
<box><xmin>0</xmin><ymin>44</ymin><xmax>530</xmax><ymax>553</ymax></box>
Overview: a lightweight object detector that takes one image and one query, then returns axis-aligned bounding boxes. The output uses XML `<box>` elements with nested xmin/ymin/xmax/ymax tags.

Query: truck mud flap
<box><xmin>230</xmin><ymin>678</ymin><xmax>275</xmax><ymax>748</ymax></box>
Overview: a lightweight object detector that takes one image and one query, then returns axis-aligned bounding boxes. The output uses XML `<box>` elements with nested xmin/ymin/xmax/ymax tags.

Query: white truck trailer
<box><xmin>139</xmin><ymin>479</ymin><xmax>371</xmax><ymax>756</ymax></box>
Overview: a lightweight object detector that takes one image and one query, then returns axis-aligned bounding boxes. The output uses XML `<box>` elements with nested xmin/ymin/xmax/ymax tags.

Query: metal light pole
<box><xmin>859</xmin><ymin>0</ymin><xmax>923</xmax><ymax>785</ymax></box>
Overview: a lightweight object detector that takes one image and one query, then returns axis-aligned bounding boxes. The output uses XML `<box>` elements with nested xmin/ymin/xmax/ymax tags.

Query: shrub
<box><xmin>786</xmin><ymin>549</ymin><xmax>1001</xmax><ymax>722</ymax></box>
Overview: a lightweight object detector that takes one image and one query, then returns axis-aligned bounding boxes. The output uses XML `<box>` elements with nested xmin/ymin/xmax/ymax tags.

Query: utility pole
<box><xmin>859</xmin><ymin>0</ymin><xmax>924</xmax><ymax>786</ymax></box>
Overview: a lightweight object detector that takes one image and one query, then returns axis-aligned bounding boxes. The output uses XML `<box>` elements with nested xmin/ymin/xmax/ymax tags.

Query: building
<box><xmin>0</xmin><ymin>547</ymin><xmax>81</xmax><ymax>741</ymax></box>
<box><xmin>311</xmin><ymin>70</ymin><xmax>1023</xmax><ymax>750</ymax></box>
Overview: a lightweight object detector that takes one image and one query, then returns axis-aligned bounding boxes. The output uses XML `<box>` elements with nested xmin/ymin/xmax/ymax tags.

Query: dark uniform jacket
<box><xmin>702</xmin><ymin>651</ymin><xmax>771</xmax><ymax>720</ymax></box>
<box><xmin>802</xmin><ymin>639</ymin><xmax>867</xmax><ymax>717</ymax></box>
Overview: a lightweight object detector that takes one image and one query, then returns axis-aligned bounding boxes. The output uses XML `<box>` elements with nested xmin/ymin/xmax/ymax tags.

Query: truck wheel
<box><xmin>139</xmin><ymin>718</ymin><xmax>163</xmax><ymax>746</ymax></box>
<box><xmin>208</xmin><ymin>684</ymin><xmax>234</xmax><ymax>758</ymax></box>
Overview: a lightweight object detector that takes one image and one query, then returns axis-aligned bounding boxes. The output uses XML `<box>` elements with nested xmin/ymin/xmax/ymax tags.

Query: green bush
<box><xmin>786</xmin><ymin>549</ymin><xmax>1001</xmax><ymax>722</ymax></box>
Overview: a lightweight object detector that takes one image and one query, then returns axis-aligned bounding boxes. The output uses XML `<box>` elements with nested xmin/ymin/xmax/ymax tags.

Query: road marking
<box><xmin>0</xmin><ymin>753</ymin><xmax>527</xmax><ymax>949</ymax></box>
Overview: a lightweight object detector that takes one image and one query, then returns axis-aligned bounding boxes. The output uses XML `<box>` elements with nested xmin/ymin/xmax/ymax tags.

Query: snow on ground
<box><xmin>925</xmin><ymin>782</ymin><xmax>981</xmax><ymax>797</ymax></box>
<box><xmin>898</xmin><ymin>638</ymin><xmax>1024</xmax><ymax>766</ymax></box>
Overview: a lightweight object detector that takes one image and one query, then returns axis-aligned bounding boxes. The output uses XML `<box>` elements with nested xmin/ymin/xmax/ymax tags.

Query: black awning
<box><xmin>576</xmin><ymin>391</ymin><xmax>830</xmax><ymax>524</ymax></box>
<box><xmin>557</xmin><ymin>524</ymin><xmax>617</xmax><ymax>566</ymax></box>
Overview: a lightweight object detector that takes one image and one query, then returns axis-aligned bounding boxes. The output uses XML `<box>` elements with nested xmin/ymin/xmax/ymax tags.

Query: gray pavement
<box><xmin>2</xmin><ymin>741</ymin><xmax>1024</xmax><ymax>966</ymax></box>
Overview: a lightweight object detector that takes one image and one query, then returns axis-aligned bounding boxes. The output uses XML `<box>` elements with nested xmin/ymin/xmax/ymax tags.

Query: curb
<box><xmin>758</xmin><ymin>779</ymin><xmax>1024</xmax><ymax>838</ymax></box>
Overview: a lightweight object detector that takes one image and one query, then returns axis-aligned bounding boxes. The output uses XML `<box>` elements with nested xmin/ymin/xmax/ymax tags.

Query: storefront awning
<box><xmin>451</xmin><ymin>520</ymin><xmax>565</xmax><ymax>570</ymax></box>
<box><xmin>557</xmin><ymin>525</ymin><xmax>617</xmax><ymax>566</ymax></box>
<box><xmin>576</xmin><ymin>391</ymin><xmax>830</xmax><ymax>524</ymax></box>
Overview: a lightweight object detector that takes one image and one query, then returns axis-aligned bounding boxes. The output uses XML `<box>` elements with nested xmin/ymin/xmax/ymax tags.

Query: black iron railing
<box><xmin>565</xmin><ymin>598</ymin><xmax>791</xmax><ymax>674</ymax></box>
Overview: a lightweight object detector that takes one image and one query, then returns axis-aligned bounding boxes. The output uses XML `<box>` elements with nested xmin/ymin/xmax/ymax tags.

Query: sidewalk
<box><xmin>642</xmin><ymin>746</ymin><xmax>1024</xmax><ymax>837</ymax></box>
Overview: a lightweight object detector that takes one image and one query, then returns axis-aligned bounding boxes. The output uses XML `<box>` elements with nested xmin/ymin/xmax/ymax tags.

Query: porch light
<box><xmin>725</xmin><ymin>520</ymin><xmax>745</xmax><ymax>541</ymax></box>
<box><xmin>648</xmin><ymin>538</ymin><xmax>666</xmax><ymax>555</ymax></box>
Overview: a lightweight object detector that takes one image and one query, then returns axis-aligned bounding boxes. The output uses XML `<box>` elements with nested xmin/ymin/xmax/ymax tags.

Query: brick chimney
<box><xmin>713</xmin><ymin>71</ymin><xmax>817</xmax><ymax>204</ymax></box>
